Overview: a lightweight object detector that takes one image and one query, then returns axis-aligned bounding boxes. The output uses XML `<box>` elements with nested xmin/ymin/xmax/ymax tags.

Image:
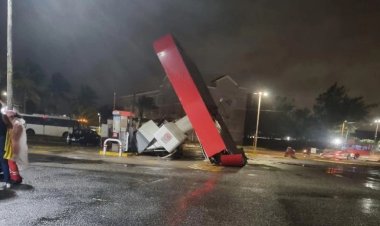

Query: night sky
<box><xmin>0</xmin><ymin>0</ymin><xmax>379</xmax><ymax>112</ymax></box>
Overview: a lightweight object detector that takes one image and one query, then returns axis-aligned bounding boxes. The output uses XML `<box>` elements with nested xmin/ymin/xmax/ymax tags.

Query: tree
<box><xmin>137</xmin><ymin>96</ymin><xmax>157</xmax><ymax>120</ymax></box>
<box><xmin>269</xmin><ymin>96</ymin><xmax>296</xmax><ymax>137</ymax></box>
<box><xmin>45</xmin><ymin>73</ymin><xmax>72</xmax><ymax>113</ymax></box>
<box><xmin>13</xmin><ymin>75</ymin><xmax>40</xmax><ymax>113</ymax></box>
<box><xmin>13</xmin><ymin>60</ymin><xmax>46</xmax><ymax>113</ymax></box>
<box><xmin>313</xmin><ymin>83</ymin><xmax>376</xmax><ymax>128</ymax></box>
<box><xmin>248</xmin><ymin>96</ymin><xmax>297</xmax><ymax>139</ymax></box>
<box><xmin>273</xmin><ymin>96</ymin><xmax>295</xmax><ymax>113</ymax></box>
<box><xmin>48</xmin><ymin>73</ymin><xmax>71</xmax><ymax>98</ymax></box>
<box><xmin>71</xmin><ymin>84</ymin><xmax>99</xmax><ymax>124</ymax></box>
<box><xmin>74</xmin><ymin>105</ymin><xmax>99</xmax><ymax>126</ymax></box>
<box><xmin>76</xmin><ymin>84</ymin><xmax>98</xmax><ymax>109</ymax></box>
<box><xmin>291</xmin><ymin>108</ymin><xmax>314</xmax><ymax>140</ymax></box>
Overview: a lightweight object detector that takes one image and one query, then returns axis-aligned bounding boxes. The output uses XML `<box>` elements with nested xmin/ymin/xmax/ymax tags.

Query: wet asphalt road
<box><xmin>0</xmin><ymin>146</ymin><xmax>379</xmax><ymax>226</ymax></box>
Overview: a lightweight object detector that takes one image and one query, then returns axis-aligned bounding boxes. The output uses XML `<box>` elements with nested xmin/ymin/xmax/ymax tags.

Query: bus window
<box><xmin>23</xmin><ymin>116</ymin><xmax>45</xmax><ymax>125</ymax></box>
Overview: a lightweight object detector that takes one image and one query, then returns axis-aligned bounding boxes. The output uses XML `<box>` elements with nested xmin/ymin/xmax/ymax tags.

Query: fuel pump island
<box><xmin>102</xmin><ymin>110</ymin><xmax>134</xmax><ymax>157</ymax></box>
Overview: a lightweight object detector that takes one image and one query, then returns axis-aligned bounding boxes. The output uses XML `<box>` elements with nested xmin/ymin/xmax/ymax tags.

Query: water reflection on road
<box><xmin>168</xmin><ymin>174</ymin><xmax>221</xmax><ymax>226</ymax></box>
<box><xmin>325</xmin><ymin>166</ymin><xmax>380</xmax><ymax>191</ymax></box>
<box><xmin>320</xmin><ymin>165</ymin><xmax>380</xmax><ymax>215</ymax></box>
<box><xmin>359</xmin><ymin>198</ymin><xmax>379</xmax><ymax>214</ymax></box>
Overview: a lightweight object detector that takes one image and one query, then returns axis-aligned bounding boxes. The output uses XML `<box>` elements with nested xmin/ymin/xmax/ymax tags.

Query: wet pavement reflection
<box><xmin>278</xmin><ymin>161</ymin><xmax>380</xmax><ymax>192</ymax></box>
<box><xmin>1</xmin><ymin>146</ymin><xmax>380</xmax><ymax>225</ymax></box>
<box><xmin>168</xmin><ymin>174</ymin><xmax>220</xmax><ymax>226</ymax></box>
<box><xmin>359</xmin><ymin>198</ymin><xmax>379</xmax><ymax>214</ymax></box>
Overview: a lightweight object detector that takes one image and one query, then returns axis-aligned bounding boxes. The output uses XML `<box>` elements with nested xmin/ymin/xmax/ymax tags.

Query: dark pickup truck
<box><xmin>66</xmin><ymin>128</ymin><xmax>101</xmax><ymax>146</ymax></box>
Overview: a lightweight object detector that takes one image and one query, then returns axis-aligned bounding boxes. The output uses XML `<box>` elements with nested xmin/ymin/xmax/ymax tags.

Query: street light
<box><xmin>341</xmin><ymin>120</ymin><xmax>347</xmax><ymax>137</ymax></box>
<box><xmin>341</xmin><ymin>120</ymin><xmax>355</xmax><ymax>144</ymax></box>
<box><xmin>374</xmin><ymin>119</ymin><xmax>380</xmax><ymax>142</ymax></box>
<box><xmin>253</xmin><ymin>91</ymin><xmax>268</xmax><ymax>151</ymax></box>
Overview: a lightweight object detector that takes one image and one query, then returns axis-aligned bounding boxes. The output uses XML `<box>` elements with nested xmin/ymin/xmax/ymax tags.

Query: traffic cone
<box><xmin>8</xmin><ymin>160</ymin><xmax>22</xmax><ymax>184</ymax></box>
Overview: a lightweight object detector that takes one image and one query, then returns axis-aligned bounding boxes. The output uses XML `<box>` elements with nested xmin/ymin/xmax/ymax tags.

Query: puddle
<box><xmin>359</xmin><ymin>198</ymin><xmax>380</xmax><ymax>214</ymax></box>
<box><xmin>247</xmin><ymin>164</ymin><xmax>279</xmax><ymax>171</ymax></box>
<box><xmin>37</xmin><ymin>216</ymin><xmax>62</xmax><ymax>223</ymax></box>
<box><xmin>325</xmin><ymin>166</ymin><xmax>380</xmax><ymax>178</ymax></box>
<box><xmin>364</xmin><ymin>181</ymin><xmax>380</xmax><ymax>190</ymax></box>
<box><xmin>367</xmin><ymin>177</ymin><xmax>379</xmax><ymax>182</ymax></box>
<box><xmin>326</xmin><ymin>167</ymin><xmax>344</xmax><ymax>174</ymax></box>
<box><xmin>368</xmin><ymin>169</ymin><xmax>380</xmax><ymax>177</ymax></box>
<box><xmin>9</xmin><ymin>184</ymin><xmax>34</xmax><ymax>191</ymax></box>
<box><xmin>278</xmin><ymin>162</ymin><xmax>319</xmax><ymax>168</ymax></box>
<box><xmin>30</xmin><ymin>153</ymin><xmax>104</xmax><ymax>164</ymax></box>
<box><xmin>0</xmin><ymin>189</ymin><xmax>16</xmax><ymax>200</ymax></box>
<box><xmin>278</xmin><ymin>162</ymin><xmax>380</xmax><ymax>178</ymax></box>
<box><xmin>278</xmin><ymin>162</ymin><xmax>380</xmax><ymax>189</ymax></box>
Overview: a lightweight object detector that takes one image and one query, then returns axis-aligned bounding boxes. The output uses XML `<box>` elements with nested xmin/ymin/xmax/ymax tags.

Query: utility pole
<box><xmin>113</xmin><ymin>92</ymin><xmax>116</xmax><ymax>110</ymax></box>
<box><xmin>7</xmin><ymin>0</ymin><xmax>13</xmax><ymax>109</ymax></box>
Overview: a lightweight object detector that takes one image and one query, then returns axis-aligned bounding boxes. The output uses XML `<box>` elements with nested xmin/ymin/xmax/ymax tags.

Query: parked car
<box><xmin>66</xmin><ymin>128</ymin><xmax>101</xmax><ymax>146</ymax></box>
<box><xmin>321</xmin><ymin>148</ymin><xmax>370</xmax><ymax>160</ymax></box>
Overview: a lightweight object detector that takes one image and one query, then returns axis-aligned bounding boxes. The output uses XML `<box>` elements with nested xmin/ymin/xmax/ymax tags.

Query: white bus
<box><xmin>21</xmin><ymin>114</ymin><xmax>79</xmax><ymax>137</ymax></box>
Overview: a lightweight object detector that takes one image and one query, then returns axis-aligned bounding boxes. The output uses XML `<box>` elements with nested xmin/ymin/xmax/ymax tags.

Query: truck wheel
<box><xmin>26</xmin><ymin>129</ymin><xmax>35</xmax><ymax>136</ymax></box>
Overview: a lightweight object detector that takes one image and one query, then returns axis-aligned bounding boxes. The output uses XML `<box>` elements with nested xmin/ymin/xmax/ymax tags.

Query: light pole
<box><xmin>374</xmin><ymin>119</ymin><xmax>380</xmax><ymax>142</ymax></box>
<box><xmin>341</xmin><ymin>121</ymin><xmax>355</xmax><ymax>144</ymax></box>
<box><xmin>253</xmin><ymin>91</ymin><xmax>268</xmax><ymax>151</ymax></box>
<box><xmin>7</xmin><ymin>0</ymin><xmax>14</xmax><ymax>109</ymax></box>
<box><xmin>341</xmin><ymin>120</ymin><xmax>347</xmax><ymax>137</ymax></box>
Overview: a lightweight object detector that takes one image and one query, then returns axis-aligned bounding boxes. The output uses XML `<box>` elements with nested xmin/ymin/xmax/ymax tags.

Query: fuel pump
<box><xmin>109</xmin><ymin>110</ymin><xmax>134</xmax><ymax>152</ymax></box>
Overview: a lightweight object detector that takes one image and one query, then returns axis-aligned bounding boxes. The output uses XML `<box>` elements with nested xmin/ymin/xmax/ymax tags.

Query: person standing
<box><xmin>4</xmin><ymin>110</ymin><xmax>26</xmax><ymax>184</ymax></box>
<box><xmin>0</xmin><ymin>112</ymin><xmax>11</xmax><ymax>189</ymax></box>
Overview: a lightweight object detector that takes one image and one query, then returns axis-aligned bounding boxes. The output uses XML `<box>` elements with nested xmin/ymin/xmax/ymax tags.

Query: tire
<box><xmin>66</xmin><ymin>135</ymin><xmax>72</xmax><ymax>145</ymax></box>
<box><xmin>26</xmin><ymin>129</ymin><xmax>35</xmax><ymax>136</ymax></box>
<box><xmin>62</xmin><ymin>132</ymin><xmax>69</xmax><ymax>138</ymax></box>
